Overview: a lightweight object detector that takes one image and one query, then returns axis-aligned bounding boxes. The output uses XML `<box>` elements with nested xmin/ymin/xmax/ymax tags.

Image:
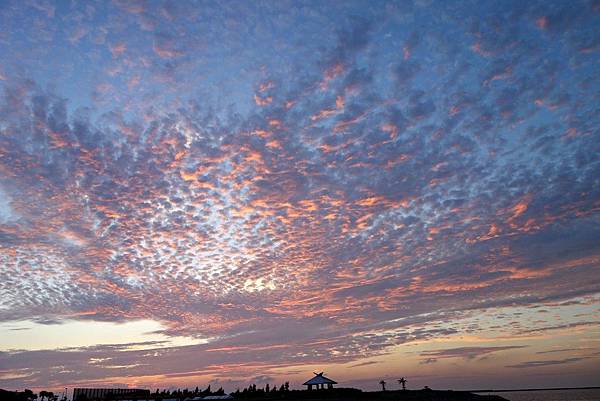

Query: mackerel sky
<box><xmin>1</xmin><ymin>0</ymin><xmax>600</xmax><ymax>393</ymax></box>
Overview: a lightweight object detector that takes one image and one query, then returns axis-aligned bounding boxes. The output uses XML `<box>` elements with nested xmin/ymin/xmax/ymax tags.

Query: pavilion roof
<box><xmin>303</xmin><ymin>372</ymin><xmax>337</xmax><ymax>385</ymax></box>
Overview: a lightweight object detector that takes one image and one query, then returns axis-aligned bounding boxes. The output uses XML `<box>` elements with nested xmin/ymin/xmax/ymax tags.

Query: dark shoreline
<box><xmin>230</xmin><ymin>388</ymin><xmax>509</xmax><ymax>401</ymax></box>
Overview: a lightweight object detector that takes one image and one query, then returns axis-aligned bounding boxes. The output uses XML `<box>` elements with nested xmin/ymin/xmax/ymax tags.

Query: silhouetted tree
<box><xmin>201</xmin><ymin>385</ymin><xmax>211</xmax><ymax>396</ymax></box>
<box><xmin>285</xmin><ymin>382</ymin><xmax>289</xmax><ymax>392</ymax></box>
<box><xmin>379</xmin><ymin>380</ymin><xmax>386</xmax><ymax>391</ymax></box>
<box><xmin>398</xmin><ymin>377</ymin><xmax>407</xmax><ymax>390</ymax></box>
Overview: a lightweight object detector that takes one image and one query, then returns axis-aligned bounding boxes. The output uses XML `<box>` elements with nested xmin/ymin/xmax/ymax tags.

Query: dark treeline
<box><xmin>230</xmin><ymin>382</ymin><xmax>290</xmax><ymax>398</ymax></box>
<box><xmin>1</xmin><ymin>384</ymin><xmax>291</xmax><ymax>401</ymax></box>
<box><xmin>0</xmin><ymin>389</ymin><xmax>66</xmax><ymax>401</ymax></box>
<box><xmin>148</xmin><ymin>383</ymin><xmax>291</xmax><ymax>400</ymax></box>
<box><xmin>149</xmin><ymin>384</ymin><xmax>226</xmax><ymax>399</ymax></box>
<box><xmin>111</xmin><ymin>383</ymin><xmax>292</xmax><ymax>400</ymax></box>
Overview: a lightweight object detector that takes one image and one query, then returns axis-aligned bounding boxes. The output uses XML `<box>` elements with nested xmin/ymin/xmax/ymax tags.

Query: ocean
<box><xmin>477</xmin><ymin>389</ymin><xmax>600</xmax><ymax>401</ymax></box>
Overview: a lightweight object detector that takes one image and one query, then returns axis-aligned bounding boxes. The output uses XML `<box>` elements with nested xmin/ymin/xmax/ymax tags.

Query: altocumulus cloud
<box><xmin>0</xmin><ymin>0</ymin><xmax>599</xmax><ymax>390</ymax></box>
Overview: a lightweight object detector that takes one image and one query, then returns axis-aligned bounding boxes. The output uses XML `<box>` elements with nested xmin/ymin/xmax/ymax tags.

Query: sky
<box><xmin>0</xmin><ymin>0</ymin><xmax>600</xmax><ymax>394</ymax></box>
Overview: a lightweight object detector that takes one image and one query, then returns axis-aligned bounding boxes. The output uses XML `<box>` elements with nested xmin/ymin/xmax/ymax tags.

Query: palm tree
<box><xmin>398</xmin><ymin>377</ymin><xmax>407</xmax><ymax>390</ymax></box>
<box><xmin>379</xmin><ymin>380</ymin><xmax>386</xmax><ymax>391</ymax></box>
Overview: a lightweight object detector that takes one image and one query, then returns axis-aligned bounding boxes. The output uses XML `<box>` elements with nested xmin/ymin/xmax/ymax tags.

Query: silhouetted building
<box><xmin>303</xmin><ymin>372</ymin><xmax>337</xmax><ymax>390</ymax></box>
<box><xmin>73</xmin><ymin>388</ymin><xmax>150</xmax><ymax>401</ymax></box>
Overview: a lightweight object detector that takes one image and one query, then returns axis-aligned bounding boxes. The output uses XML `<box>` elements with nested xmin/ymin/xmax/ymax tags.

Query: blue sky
<box><xmin>0</xmin><ymin>0</ymin><xmax>599</xmax><ymax>393</ymax></box>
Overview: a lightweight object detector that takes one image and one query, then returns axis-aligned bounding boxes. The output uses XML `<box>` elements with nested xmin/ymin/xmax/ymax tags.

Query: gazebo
<box><xmin>303</xmin><ymin>372</ymin><xmax>337</xmax><ymax>390</ymax></box>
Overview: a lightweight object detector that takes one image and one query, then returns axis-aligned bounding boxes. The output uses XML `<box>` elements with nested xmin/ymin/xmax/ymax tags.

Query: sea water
<box><xmin>477</xmin><ymin>389</ymin><xmax>600</xmax><ymax>401</ymax></box>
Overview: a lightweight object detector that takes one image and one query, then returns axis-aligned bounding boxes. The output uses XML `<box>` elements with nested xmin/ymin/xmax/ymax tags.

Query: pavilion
<box><xmin>303</xmin><ymin>372</ymin><xmax>337</xmax><ymax>390</ymax></box>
